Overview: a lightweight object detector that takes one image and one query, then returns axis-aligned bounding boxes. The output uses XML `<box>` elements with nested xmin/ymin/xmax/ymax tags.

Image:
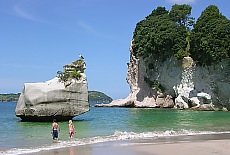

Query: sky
<box><xmin>0</xmin><ymin>0</ymin><xmax>229</xmax><ymax>100</ymax></box>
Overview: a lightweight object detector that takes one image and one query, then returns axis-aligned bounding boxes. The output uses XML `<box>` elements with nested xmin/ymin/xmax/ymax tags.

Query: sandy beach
<box><xmin>29</xmin><ymin>135</ymin><xmax>230</xmax><ymax>155</ymax></box>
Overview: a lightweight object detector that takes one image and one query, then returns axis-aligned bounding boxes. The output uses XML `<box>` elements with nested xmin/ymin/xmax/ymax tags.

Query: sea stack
<box><xmin>15</xmin><ymin>59</ymin><xmax>89</xmax><ymax>122</ymax></box>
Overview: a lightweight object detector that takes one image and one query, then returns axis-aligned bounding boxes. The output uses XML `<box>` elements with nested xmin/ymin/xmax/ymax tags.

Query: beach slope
<box><xmin>30</xmin><ymin>139</ymin><xmax>230</xmax><ymax>155</ymax></box>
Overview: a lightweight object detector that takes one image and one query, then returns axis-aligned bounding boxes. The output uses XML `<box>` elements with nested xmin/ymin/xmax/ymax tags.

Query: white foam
<box><xmin>2</xmin><ymin>130</ymin><xmax>230</xmax><ymax>155</ymax></box>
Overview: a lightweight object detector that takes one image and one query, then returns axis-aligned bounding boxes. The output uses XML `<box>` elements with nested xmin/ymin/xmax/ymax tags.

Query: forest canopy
<box><xmin>132</xmin><ymin>4</ymin><xmax>230</xmax><ymax>66</ymax></box>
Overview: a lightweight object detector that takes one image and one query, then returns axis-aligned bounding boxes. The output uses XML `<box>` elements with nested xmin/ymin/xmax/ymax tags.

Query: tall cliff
<box><xmin>126</xmin><ymin>41</ymin><xmax>229</xmax><ymax>109</ymax></box>
<box><xmin>108</xmin><ymin>42</ymin><xmax>230</xmax><ymax>110</ymax></box>
<box><xmin>96</xmin><ymin>5</ymin><xmax>230</xmax><ymax>110</ymax></box>
<box><xmin>105</xmin><ymin>5</ymin><xmax>230</xmax><ymax>110</ymax></box>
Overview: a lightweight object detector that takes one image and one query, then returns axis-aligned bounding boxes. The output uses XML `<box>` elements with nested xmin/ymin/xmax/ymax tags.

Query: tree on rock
<box><xmin>132</xmin><ymin>6</ymin><xmax>189</xmax><ymax>62</ymax></box>
<box><xmin>190</xmin><ymin>5</ymin><xmax>230</xmax><ymax>66</ymax></box>
<box><xmin>57</xmin><ymin>59</ymin><xmax>86</xmax><ymax>82</ymax></box>
<box><xmin>169</xmin><ymin>4</ymin><xmax>194</xmax><ymax>29</ymax></box>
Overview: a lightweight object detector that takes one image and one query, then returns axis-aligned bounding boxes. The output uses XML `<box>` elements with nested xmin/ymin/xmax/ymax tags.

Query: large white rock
<box><xmin>15</xmin><ymin>75</ymin><xmax>89</xmax><ymax>122</ymax></box>
<box><xmin>102</xmin><ymin>40</ymin><xmax>230</xmax><ymax>110</ymax></box>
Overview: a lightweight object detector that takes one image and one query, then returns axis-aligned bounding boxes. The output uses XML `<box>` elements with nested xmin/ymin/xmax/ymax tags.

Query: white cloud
<box><xmin>14</xmin><ymin>3</ymin><xmax>40</xmax><ymax>22</ymax></box>
<box><xmin>167</xmin><ymin>0</ymin><xmax>195</xmax><ymax>4</ymax></box>
<box><xmin>77</xmin><ymin>21</ymin><xmax>96</xmax><ymax>33</ymax></box>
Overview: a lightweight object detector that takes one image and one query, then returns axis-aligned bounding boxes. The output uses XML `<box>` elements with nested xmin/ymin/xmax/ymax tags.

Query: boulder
<box><xmin>15</xmin><ymin>59</ymin><xmax>89</xmax><ymax>122</ymax></box>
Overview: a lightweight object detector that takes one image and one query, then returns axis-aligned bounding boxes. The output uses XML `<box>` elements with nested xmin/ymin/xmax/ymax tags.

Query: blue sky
<box><xmin>0</xmin><ymin>0</ymin><xmax>229</xmax><ymax>99</ymax></box>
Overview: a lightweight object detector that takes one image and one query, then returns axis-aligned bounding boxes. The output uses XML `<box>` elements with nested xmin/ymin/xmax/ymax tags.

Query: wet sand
<box><xmin>29</xmin><ymin>134</ymin><xmax>230</xmax><ymax>155</ymax></box>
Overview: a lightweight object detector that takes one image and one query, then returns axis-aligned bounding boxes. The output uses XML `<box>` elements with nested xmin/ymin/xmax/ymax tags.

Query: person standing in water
<box><xmin>51</xmin><ymin>119</ymin><xmax>60</xmax><ymax>140</ymax></box>
<box><xmin>68</xmin><ymin>120</ymin><xmax>75</xmax><ymax>138</ymax></box>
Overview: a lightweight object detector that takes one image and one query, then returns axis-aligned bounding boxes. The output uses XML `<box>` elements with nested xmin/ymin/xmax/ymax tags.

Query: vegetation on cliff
<box><xmin>132</xmin><ymin>5</ymin><xmax>192</xmax><ymax>61</ymax></box>
<box><xmin>132</xmin><ymin>4</ymin><xmax>230</xmax><ymax>66</ymax></box>
<box><xmin>190</xmin><ymin>5</ymin><xmax>230</xmax><ymax>66</ymax></box>
<box><xmin>57</xmin><ymin>59</ymin><xmax>85</xmax><ymax>82</ymax></box>
<box><xmin>0</xmin><ymin>91</ymin><xmax>112</xmax><ymax>103</ymax></box>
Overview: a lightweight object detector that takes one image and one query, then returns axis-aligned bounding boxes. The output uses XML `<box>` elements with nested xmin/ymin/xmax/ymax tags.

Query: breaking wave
<box><xmin>3</xmin><ymin>130</ymin><xmax>230</xmax><ymax>155</ymax></box>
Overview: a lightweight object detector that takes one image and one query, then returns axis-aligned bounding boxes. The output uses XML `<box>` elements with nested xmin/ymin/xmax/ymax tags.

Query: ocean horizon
<box><xmin>1</xmin><ymin>102</ymin><xmax>230</xmax><ymax>155</ymax></box>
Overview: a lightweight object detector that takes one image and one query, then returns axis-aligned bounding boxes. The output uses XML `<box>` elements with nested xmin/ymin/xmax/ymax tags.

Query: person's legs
<box><xmin>69</xmin><ymin>130</ymin><xmax>74</xmax><ymax>138</ymax></box>
<box><xmin>53</xmin><ymin>130</ymin><xmax>58</xmax><ymax>140</ymax></box>
<box><xmin>69</xmin><ymin>131</ymin><xmax>71</xmax><ymax>138</ymax></box>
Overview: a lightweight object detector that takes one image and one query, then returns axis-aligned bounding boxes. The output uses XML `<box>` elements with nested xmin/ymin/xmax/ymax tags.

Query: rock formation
<box><xmin>15</xmin><ymin>59</ymin><xmax>89</xmax><ymax>121</ymax></box>
<box><xmin>95</xmin><ymin>5</ymin><xmax>230</xmax><ymax>110</ymax></box>
<box><xmin>96</xmin><ymin>41</ymin><xmax>230</xmax><ymax>111</ymax></box>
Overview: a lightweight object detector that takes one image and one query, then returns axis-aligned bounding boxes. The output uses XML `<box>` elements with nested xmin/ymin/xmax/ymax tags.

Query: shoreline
<box><xmin>28</xmin><ymin>133</ymin><xmax>230</xmax><ymax>155</ymax></box>
<box><xmin>29</xmin><ymin>139</ymin><xmax>230</xmax><ymax>155</ymax></box>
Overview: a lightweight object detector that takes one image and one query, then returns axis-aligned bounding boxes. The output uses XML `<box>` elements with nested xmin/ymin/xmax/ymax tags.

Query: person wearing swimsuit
<box><xmin>68</xmin><ymin>120</ymin><xmax>75</xmax><ymax>138</ymax></box>
<box><xmin>51</xmin><ymin>119</ymin><xmax>60</xmax><ymax>140</ymax></box>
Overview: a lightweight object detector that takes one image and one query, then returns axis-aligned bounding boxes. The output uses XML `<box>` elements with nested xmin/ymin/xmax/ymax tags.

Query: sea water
<box><xmin>1</xmin><ymin>102</ymin><xmax>230</xmax><ymax>154</ymax></box>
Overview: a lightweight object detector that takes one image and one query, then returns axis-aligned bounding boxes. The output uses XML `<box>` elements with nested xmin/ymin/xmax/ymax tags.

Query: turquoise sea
<box><xmin>1</xmin><ymin>102</ymin><xmax>230</xmax><ymax>154</ymax></box>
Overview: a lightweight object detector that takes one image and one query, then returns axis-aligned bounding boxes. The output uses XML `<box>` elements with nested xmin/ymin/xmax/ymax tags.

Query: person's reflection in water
<box><xmin>54</xmin><ymin>149</ymin><xmax>59</xmax><ymax>155</ymax></box>
<box><xmin>69</xmin><ymin>146</ymin><xmax>75</xmax><ymax>155</ymax></box>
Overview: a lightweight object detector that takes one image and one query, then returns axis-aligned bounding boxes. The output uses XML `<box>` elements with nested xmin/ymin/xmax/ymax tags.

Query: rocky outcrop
<box><xmin>96</xmin><ymin>41</ymin><xmax>230</xmax><ymax>111</ymax></box>
<box><xmin>15</xmin><ymin>59</ymin><xmax>89</xmax><ymax>121</ymax></box>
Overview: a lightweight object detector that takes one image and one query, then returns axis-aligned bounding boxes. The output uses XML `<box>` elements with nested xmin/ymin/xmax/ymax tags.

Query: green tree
<box><xmin>169</xmin><ymin>4</ymin><xmax>195</xmax><ymax>29</ymax></box>
<box><xmin>132</xmin><ymin>6</ymin><xmax>188</xmax><ymax>61</ymax></box>
<box><xmin>190</xmin><ymin>5</ymin><xmax>230</xmax><ymax>66</ymax></box>
<box><xmin>57</xmin><ymin>59</ymin><xmax>84</xmax><ymax>82</ymax></box>
<box><xmin>71</xmin><ymin>69</ymin><xmax>81</xmax><ymax>80</ymax></box>
<box><xmin>147</xmin><ymin>6</ymin><xmax>169</xmax><ymax>17</ymax></box>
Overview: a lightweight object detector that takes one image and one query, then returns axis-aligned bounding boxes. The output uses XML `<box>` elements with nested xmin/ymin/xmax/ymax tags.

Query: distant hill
<box><xmin>0</xmin><ymin>91</ymin><xmax>113</xmax><ymax>103</ymax></box>
<box><xmin>88</xmin><ymin>91</ymin><xmax>113</xmax><ymax>103</ymax></box>
<box><xmin>0</xmin><ymin>93</ymin><xmax>20</xmax><ymax>102</ymax></box>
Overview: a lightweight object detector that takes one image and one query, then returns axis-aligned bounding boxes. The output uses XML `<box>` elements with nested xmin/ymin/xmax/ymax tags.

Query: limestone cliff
<box><xmin>96</xmin><ymin>5</ymin><xmax>230</xmax><ymax>110</ymax></box>
<box><xmin>101</xmin><ymin>41</ymin><xmax>230</xmax><ymax>110</ymax></box>
<box><xmin>15</xmin><ymin>59</ymin><xmax>89</xmax><ymax>121</ymax></box>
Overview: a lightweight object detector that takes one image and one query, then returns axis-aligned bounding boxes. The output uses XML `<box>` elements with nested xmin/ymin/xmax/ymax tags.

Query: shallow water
<box><xmin>1</xmin><ymin>102</ymin><xmax>230</xmax><ymax>154</ymax></box>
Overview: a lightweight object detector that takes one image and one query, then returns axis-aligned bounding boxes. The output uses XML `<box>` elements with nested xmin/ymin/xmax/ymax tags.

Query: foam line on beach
<box><xmin>3</xmin><ymin>130</ymin><xmax>230</xmax><ymax>155</ymax></box>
